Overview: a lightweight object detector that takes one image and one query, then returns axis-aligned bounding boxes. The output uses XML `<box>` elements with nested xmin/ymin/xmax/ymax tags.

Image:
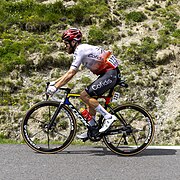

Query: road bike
<box><xmin>21</xmin><ymin>79</ymin><xmax>155</xmax><ymax>156</ymax></box>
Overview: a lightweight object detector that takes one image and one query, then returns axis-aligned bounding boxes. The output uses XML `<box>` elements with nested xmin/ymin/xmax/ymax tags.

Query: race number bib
<box><xmin>107</xmin><ymin>55</ymin><xmax>118</xmax><ymax>68</ymax></box>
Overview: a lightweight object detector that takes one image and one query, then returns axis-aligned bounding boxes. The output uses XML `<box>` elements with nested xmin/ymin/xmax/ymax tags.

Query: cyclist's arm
<box><xmin>54</xmin><ymin>67</ymin><xmax>77</xmax><ymax>89</ymax></box>
<box><xmin>54</xmin><ymin>46</ymin><xmax>84</xmax><ymax>89</ymax></box>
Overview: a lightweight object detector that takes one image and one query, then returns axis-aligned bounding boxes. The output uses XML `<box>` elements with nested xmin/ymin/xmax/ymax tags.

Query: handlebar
<box><xmin>46</xmin><ymin>82</ymin><xmax>71</xmax><ymax>92</ymax></box>
<box><xmin>45</xmin><ymin>82</ymin><xmax>72</xmax><ymax>101</ymax></box>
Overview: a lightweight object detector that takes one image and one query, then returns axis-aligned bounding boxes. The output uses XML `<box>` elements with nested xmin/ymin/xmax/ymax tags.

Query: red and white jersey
<box><xmin>71</xmin><ymin>44</ymin><xmax>119</xmax><ymax>75</ymax></box>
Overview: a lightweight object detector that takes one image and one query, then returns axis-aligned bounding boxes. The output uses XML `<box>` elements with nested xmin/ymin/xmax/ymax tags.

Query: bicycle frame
<box><xmin>46</xmin><ymin>77</ymin><xmax>129</xmax><ymax>130</ymax></box>
<box><xmin>47</xmin><ymin>85</ymin><xmax>128</xmax><ymax>132</ymax></box>
<box><xmin>65</xmin><ymin>92</ymin><xmax>131</xmax><ymax>138</ymax></box>
<box><xmin>65</xmin><ymin>92</ymin><xmax>89</xmax><ymax>126</ymax></box>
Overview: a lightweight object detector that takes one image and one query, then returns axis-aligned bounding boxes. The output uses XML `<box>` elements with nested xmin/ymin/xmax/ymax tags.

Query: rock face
<box><xmin>0</xmin><ymin>0</ymin><xmax>179</xmax><ymax>145</ymax></box>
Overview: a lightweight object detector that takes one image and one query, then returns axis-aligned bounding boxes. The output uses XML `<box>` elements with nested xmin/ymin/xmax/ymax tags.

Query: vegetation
<box><xmin>0</xmin><ymin>0</ymin><xmax>180</xmax><ymax>144</ymax></box>
<box><xmin>117</xmin><ymin>0</ymin><xmax>145</xmax><ymax>10</ymax></box>
<box><xmin>0</xmin><ymin>0</ymin><xmax>179</xmax><ymax>75</ymax></box>
<box><xmin>126</xmin><ymin>11</ymin><xmax>147</xmax><ymax>22</ymax></box>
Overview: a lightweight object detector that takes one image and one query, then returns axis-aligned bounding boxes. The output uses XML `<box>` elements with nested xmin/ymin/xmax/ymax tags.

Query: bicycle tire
<box><xmin>21</xmin><ymin>101</ymin><xmax>77</xmax><ymax>154</ymax></box>
<box><xmin>103</xmin><ymin>103</ymin><xmax>155</xmax><ymax>156</ymax></box>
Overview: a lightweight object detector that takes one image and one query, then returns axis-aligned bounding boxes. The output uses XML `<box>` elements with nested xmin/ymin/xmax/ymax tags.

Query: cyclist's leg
<box><xmin>80</xmin><ymin>68</ymin><xmax>118</xmax><ymax>132</ymax></box>
<box><xmin>80</xmin><ymin>91</ymin><xmax>98</xmax><ymax>111</ymax></box>
<box><xmin>80</xmin><ymin>69</ymin><xmax>117</xmax><ymax>113</ymax></box>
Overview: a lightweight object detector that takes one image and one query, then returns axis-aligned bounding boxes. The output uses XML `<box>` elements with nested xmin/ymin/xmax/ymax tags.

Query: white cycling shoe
<box><xmin>99</xmin><ymin>115</ymin><xmax>116</xmax><ymax>133</ymax></box>
<box><xmin>77</xmin><ymin>131</ymin><xmax>88</xmax><ymax>139</ymax></box>
<box><xmin>77</xmin><ymin>115</ymin><xmax>116</xmax><ymax>138</ymax></box>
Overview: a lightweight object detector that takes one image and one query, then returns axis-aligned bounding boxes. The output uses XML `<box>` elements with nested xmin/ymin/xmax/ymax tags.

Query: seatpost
<box><xmin>108</xmin><ymin>87</ymin><xmax>115</xmax><ymax>97</ymax></box>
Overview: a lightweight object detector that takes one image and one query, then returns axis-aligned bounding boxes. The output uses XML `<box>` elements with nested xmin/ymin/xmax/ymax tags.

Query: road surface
<box><xmin>0</xmin><ymin>144</ymin><xmax>180</xmax><ymax>180</ymax></box>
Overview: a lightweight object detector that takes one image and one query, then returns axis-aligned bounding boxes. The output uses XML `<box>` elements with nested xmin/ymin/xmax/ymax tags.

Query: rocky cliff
<box><xmin>0</xmin><ymin>0</ymin><xmax>179</xmax><ymax>144</ymax></box>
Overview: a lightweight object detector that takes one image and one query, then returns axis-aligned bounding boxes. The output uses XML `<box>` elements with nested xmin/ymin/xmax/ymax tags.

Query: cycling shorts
<box><xmin>85</xmin><ymin>68</ymin><xmax>120</xmax><ymax>97</ymax></box>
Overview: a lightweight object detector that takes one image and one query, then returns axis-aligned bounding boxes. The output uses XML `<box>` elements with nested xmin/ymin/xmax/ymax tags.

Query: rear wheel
<box><xmin>103</xmin><ymin>104</ymin><xmax>155</xmax><ymax>156</ymax></box>
<box><xmin>21</xmin><ymin>101</ymin><xmax>77</xmax><ymax>153</ymax></box>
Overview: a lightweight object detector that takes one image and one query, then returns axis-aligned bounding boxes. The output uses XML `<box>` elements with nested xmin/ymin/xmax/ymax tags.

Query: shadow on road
<box><xmin>139</xmin><ymin>148</ymin><xmax>177</xmax><ymax>157</ymax></box>
<box><xmin>58</xmin><ymin>146</ymin><xmax>177</xmax><ymax>157</ymax></box>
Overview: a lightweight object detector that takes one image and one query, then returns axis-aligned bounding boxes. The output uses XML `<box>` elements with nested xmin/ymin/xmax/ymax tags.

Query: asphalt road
<box><xmin>0</xmin><ymin>144</ymin><xmax>180</xmax><ymax>180</ymax></box>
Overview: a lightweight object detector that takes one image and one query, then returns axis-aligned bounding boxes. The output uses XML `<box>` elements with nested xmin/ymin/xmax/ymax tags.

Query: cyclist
<box><xmin>47</xmin><ymin>28</ymin><xmax>120</xmax><ymax>139</ymax></box>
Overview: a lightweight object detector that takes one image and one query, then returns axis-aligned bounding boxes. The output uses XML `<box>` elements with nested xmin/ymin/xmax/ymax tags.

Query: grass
<box><xmin>0</xmin><ymin>139</ymin><xmax>21</xmax><ymax>144</ymax></box>
<box><xmin>0</xmin><ymin>136</ymin><xmax>101</xmax><ymax>146</ymax></box>
<box><xmin>0</xmin><ymin>134</ymin><xmax>22</xmax><ymax>144</ymax></box>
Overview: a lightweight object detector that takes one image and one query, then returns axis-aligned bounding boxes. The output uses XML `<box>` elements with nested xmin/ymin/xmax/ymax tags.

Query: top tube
<box><xmin>46</xmin><ymin>79</ymin><xmax>128</xmax><ymax>102</ymax></box>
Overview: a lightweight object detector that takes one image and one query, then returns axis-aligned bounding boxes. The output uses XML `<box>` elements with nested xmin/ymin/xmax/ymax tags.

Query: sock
<box><xmin>95</xmin><ymin>104</ymin><xmax>112</xmax><ymax>119</ymax></box>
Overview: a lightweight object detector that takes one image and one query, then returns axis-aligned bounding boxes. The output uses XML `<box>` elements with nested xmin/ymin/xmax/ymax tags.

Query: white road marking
<box><xmin>148</xmin><ymin>146</ymin><xmax>180</xmax><ymax>149</ymax></box>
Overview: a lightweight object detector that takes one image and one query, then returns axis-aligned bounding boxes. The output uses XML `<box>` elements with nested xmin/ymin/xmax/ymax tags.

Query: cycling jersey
<box><xmin>71</xmin><ymin>44</ymin><xmax>119</xmax><ymax>75</ymax></box>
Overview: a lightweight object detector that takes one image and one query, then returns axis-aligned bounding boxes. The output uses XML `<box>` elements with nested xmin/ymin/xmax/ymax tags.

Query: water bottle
<box><xmin>80</xmin><ymin>108</ymin><xmax>92</xmax><ymax>121</ymax></box>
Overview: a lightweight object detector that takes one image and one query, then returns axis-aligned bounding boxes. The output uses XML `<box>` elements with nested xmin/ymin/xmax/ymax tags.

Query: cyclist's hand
<box><xmin>49</xmin><ymin>81</ymin><xmax>56</xmax><ymax>86</ymax></box>
<box><xmin>47</xmin><ymin>84</ymin><xmax>57</xmax><ymax>96</ymax></box>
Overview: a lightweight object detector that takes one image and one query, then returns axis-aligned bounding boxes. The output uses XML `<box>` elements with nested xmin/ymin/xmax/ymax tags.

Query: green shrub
<box><xmin>81</xmin><ymin>76</ymin><xmax>92</xmax><ymax>84</ymax></box>
<box><xmin>163</xmin><ymin>20</ymin><xmax>176</xmax><ymax>33</ymax></box>
<box><xmin>172</xmin><ymin>29</ymin><xmax>180</xmax><ymax>38</ymax></box>
<box><xmin>0</xmin><ymin>36</ymin><xmax>44</xmax><ymax>75</ymax></box>
<box><xmin>157</xmin><ymin>30</ymin><xmax>171</xmax><ymax>49</ymax></box>
<box><xmin>117</xmin><ymin>0</ymin><xmax>134</xmax><ymax>10</ymax></box>
<box><xmin>1</xmin><ymin>35</ymin><xmax>54</xmax><ymax>74</ymax></box>
<box><xmin>0</xmin><ymin>0</ymin><xmax>65</xmax><ymax>32</ymax></box>
<box><xmin>119</xmin><ymin>37</ymin><xmax>160</xmax><ymax>67</ymax></box>
<box><xmin>66</xmin><ymin>0</ymin><xmax>109</xmax><ymax>25</ymax></box>
<box><xmin>36</xmin><ymin>53</ymin><xmax>72</xmax><ymax>70</ymax></box>
<box><xmin>117</xmin><ymin>0</ymin><xmax>144</xmax><ymax>10</ymax></box>
<box><xmin>0</xmin><ymin>0</ymin><xmax>110</xmax><ymax>30</ymax></box>
<box><xmin>88</xmin><ymin>25</ymin><xmax>119</xmax><ymax>45</ymax></box>
<box><xmin>156</xmin><ymin>6</ymin><xmax>179</xmax><ymax>22</ymax></box>
<box><xmin>126</xmin><ymin>11</ymin><xmax>147</xmax><ymax>22</ymax></box>
<box><xmin>88</xmin><ymin>26</ymin><xmax>106</xmax><ymax>44</ymax></box>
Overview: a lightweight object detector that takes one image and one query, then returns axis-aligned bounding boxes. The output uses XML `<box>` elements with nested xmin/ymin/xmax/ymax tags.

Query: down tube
<box><xmin>65</xmin><ymin>98</ymin><xmax>89</xmax><ymax>126</ymax></box>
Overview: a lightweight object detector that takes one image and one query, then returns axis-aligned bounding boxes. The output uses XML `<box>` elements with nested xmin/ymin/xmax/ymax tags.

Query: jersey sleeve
<box><xmin>70</xmin><ymin>46</ymin><xmax>83</xmax><ymax>70</ymax></box>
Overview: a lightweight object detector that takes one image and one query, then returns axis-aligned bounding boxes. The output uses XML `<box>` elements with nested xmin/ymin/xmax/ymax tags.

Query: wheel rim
<box><xmin>103</xmin><ymin>104</ymin><xmax>154</xmax><ymax>156</ymax></box>
<box><xmin>22</xmin><ymin>102</ymin><xmax>76</xmax><ymax>153</ymax></box>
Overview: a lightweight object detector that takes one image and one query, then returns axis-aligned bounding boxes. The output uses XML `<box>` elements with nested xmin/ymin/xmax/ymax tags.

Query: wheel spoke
<box><xmin>30</xmin><ymin>129</ymin><xmax>44</xmax><ymax>138</ymax></box>
<box><xmin>116</xmin><ymin>136</ymin><xmax>123</xmax><ymax>147</ymax></box>
<box><xmin>132</xmin><ymin>133</ymin><xmax>138</xmax><ymax>147</ymax></box>
<box><xmin>54</xmin><ymin>130</ymin><xmax>67</xmax><ymax>138</ymax></box>
<box><xmin>31</xmin><ymin>117</ymin><xmax>45</xmax><ymax>124</ymax></box>
<box><xmin>128</xmin><ymin>112</ymin><xmax>139</xmax><ymax>124</ymax></box>
<box><xmin>47</xmin><ymin>130</ymin><xmax>50</xmax><ymax>149</ymax></box>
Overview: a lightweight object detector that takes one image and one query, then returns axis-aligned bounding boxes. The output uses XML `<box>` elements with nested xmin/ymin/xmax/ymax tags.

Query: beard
<box><xmin>66</xmin><ymin>45</ymin><xmax>75</xmax><ymax>54</ymax></box>
<box><xmin>68</xmin><ymin>48</ymin><xmax>74</xmax><ymax>54</ymax></box>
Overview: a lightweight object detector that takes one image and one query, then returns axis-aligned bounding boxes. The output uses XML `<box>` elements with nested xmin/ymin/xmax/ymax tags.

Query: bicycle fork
<box><xmin>47</xmin><ymin>103</ymin><xmax>63</xmax><ymax>131</ymax></box>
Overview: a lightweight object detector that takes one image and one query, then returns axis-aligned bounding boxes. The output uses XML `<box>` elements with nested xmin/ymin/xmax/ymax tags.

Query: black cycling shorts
<box><xmin>85</xmin><ymin>68</ymin><xmax>120</xmax><ymax>97</ymax></box>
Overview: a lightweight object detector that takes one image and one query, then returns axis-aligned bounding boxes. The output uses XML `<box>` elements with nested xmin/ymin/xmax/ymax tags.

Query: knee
<box><xmin>80</xmin><ymin>90</ymin><xmax>89</xmax><ymax>101</ymax></box>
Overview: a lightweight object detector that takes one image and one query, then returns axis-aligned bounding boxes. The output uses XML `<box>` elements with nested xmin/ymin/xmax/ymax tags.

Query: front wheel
<box><xmin>21</xmin><ymin>101</ymin><xmax>77</xmax><ymax>153</ymax></box>
<box><xmin>103</xmin><ymin>104</ymin><xmax>155</xmax><ymax>156</ymax></box>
